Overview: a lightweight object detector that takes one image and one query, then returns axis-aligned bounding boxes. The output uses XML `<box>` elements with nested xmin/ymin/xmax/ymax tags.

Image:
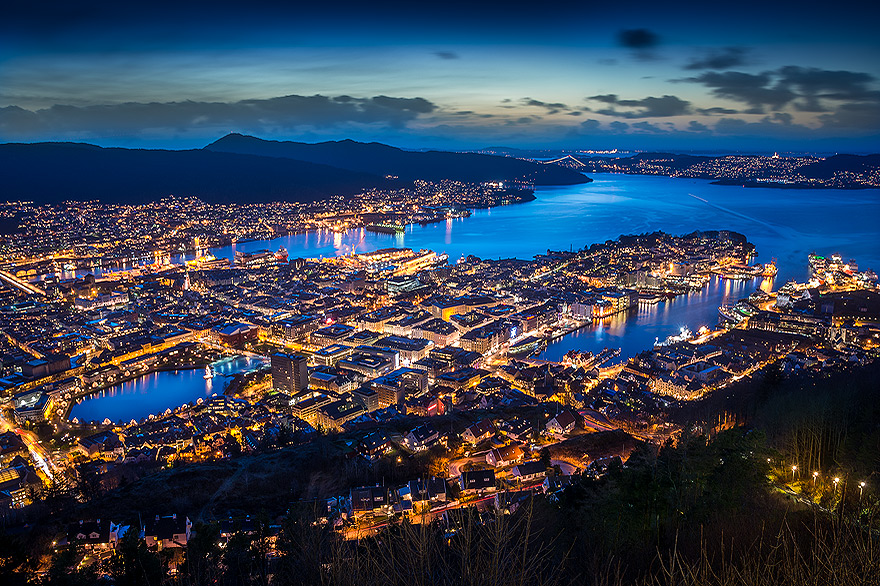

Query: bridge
<box><xmin>541</xmin><ymin>155</ymin><xmax>588</xmax><ymax>168</ymax></box>
<box><xmin>0</xmin><ymin>269</ymin><xmax>46</xmax><ymax>296</ymax></box>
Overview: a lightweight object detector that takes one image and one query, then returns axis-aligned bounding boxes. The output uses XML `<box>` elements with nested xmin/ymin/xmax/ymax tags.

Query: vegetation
<box><xmin>1</xmin><ymin>361</ymin><xmax>877</xmax><ymax>584</ymax></box>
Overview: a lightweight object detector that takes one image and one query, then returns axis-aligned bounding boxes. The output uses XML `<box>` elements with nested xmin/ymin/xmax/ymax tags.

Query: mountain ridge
<box><xmin>204</xmin><ymin>133</ymin><xmax>591</xmax><ymax>185</ymax></box>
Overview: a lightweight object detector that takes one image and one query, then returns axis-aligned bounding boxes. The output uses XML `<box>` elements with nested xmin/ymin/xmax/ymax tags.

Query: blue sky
<box><xmin>1</xmin><ymin>0</ymin><xmax>878</xmax><ymax>151</ymax></box>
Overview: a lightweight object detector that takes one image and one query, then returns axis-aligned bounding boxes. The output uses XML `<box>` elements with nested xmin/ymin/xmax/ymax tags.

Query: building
<box><xmin>142</xmin><ymin>514</ymin><xmax>191</xmax><ymax>549</ymax></box>
<box><xmin>0</xmin><ymin>432</ymin><xmax>28</xmax><ymax>466</ymax></box>
<box><xmin>486</xmin><ymin>444</ymin><xmax>524</xmax><ymax>467</ymax></box>
<box><xmin>13</xmin><ymin>391</ymin><xmax>54</xmax><ymax>424</ymax></box>
<box><xmin>546</xmin><ymin>410</ymin><xmax>577</xmax><ymax>435</ymax></box>
<box><xmin>315</xmin><ymin>398</ymin><xmax>366</xmax><ymax>432</ymax></box>
<box><xmin>462</xmin><ymin>419</ymin><xmax>495</xmax><ymax>445</ymax></box>
<box><xmin>404</xmin><ymin>423</ymin><xmax>441</xmax><ymax>452</ymax></box>
<box><xmin>271</xmin><ymin>352</ymin><xmax>309</xmax><ymax>393</ymax></box>
<box><xmin>370</xmin><ymin>367</ymin><xmax>428</xmax><ymax>408</ymax></box>
<box><xmin>511</xmin><ymin>460</ymin><xmax>548</xmax><ymax>482</ymax></box>
<box><xmin>459</xmin><ymin>470</ymin><xmax>496</xmax><ymax>493</ymax></box>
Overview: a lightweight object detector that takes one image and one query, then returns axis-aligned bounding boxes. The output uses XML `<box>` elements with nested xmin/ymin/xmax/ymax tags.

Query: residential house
<box><xmin>546</xmin><ymin>410</ymin><xmax>577</xmax><ymax>435</ymax></box>
<box><xmin>142</xmin><ymin>514</ymin><xmax>191</xmax><ymax>549</ymax></box>
<box><xmin>462</xmin><ymin>419</ymin><xmax>495</xmax><ymax>445</ymax></box>
<box><xmin>459</xmin><ymin>470</ymin><xmax>496</xmax><ymax>494</ymax></box>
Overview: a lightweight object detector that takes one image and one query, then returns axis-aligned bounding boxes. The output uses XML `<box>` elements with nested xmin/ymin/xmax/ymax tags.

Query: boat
<box><xmin>275</xmin><ymin>246</ymin><xmax>289</xmax><ymax>263</ymax></box>
<box><xmin>365</xmin><ymin>222</ymin><xmax>405</xmax><ymax>234</ymax></box>
<box><xmin>760</xmin><ymin>260</ymin><xmax>778</xmax><ymax>277</ymax></box>
<box><xmin>203</xmin><ymin>366</ymin><xmax>214</xmax><ymax>380</ymax></box>
<box><xmin>718</xmin><ymin>300</ymin><xmax>755</xmax><ymax>324</ymax></box>
<box><xmin>655</xmin><ymin>327</ymin><xmax>696</xmax><ymax>347</ymax></box>
<box><xmin>509</xmin><ymin>336</ymin><xmax>545</xmax><ymax>356</ymax></box>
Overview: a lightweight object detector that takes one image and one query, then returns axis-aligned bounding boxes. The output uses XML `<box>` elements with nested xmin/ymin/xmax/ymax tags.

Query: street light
<box><xmin>791</xmin><ymin>465</ymin><xmax>797</xmax><ymax>480</ymax></box>
<box><xmin>860</xmin><ymin>481</ymin><xmax>866</xmax><ymax>500</ymax></box>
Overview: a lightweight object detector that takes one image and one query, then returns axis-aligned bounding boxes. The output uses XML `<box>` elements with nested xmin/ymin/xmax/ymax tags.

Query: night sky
<box><xmin>2</xmin><ymin>0</ymin><xmax>879</xmax><ymax>152</ymax></box>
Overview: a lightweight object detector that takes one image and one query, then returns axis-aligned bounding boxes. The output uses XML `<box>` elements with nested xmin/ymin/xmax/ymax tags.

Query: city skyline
<box><xmin>2</xmin><ymin>0</ymin><xmax>879</xmax><ymax>151</ymax></box>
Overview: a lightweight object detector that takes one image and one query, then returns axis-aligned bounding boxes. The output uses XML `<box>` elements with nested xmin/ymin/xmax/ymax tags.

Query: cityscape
<box><xmin>1</xmin><ymin>2</ymin><xmax>879</xmax><ymax>585</ymax></box>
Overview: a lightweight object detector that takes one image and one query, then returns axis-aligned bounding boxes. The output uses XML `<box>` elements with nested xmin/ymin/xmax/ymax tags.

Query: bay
<box><xmin>68</xmin><ymin>356</ymin><xmax>268</xmax><ymax>424</ymax></box>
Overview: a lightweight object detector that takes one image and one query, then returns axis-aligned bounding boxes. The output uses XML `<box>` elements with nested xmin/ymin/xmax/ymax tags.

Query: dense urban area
<box><xmin>1</xmin><ymin>168</ymin><xmax>879</xmax><ymax>584</ymax></box>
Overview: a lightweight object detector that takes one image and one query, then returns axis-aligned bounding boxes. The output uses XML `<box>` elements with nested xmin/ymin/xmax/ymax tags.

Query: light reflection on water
<box><xmin>68</xmin><ymin>356</ymin><xmax>268</xmax><ymax>424</ymax></box>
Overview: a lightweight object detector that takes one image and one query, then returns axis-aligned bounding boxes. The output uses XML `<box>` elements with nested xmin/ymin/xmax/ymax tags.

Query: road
<box><xmin>448</xmin><ymin>450</ymin><xmax>489</xmax><ymax>477</ymax></box>
<box><xmin>0</xmin><ymin>408</ymin><xmax>61</xmax><ymax>483</ymax></box>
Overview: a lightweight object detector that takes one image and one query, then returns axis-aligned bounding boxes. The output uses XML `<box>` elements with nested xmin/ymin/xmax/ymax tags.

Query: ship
<box><xmin>275</xmin><ymin>246</ymin><xmax>288</xmax><ymax>263</ymax></box>
<box><xmin>760</xmin><ymin>260</ymin><xmax>778</xmax><ymax>277</ymax></box>
<box><xmin>718</xmin><ymin>300</ymin><xmax>755</xmax><ymax>324</ymax></box>
<box><xmin>508</xmin><ymin>336</ymin><xmax>546</xmax><ymax>356</ymax></box>
<box><xmin>203</xmin><ymin>365</ymin><xmax>214</xmax><ymax>380</ymax></box>
<box><xmin>365</xmin><ymin>222</ymin><xmax>405</xmax><ymax>234</ymax></box>
<box><xmin>234</xmin><ymin>249</ymin><xmax>277</xmax><ymax>267</ymax></box>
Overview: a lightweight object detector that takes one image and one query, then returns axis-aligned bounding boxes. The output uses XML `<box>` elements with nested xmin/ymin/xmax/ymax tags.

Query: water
<box><xmin>538</xmin><ymin>276</ymin><xmax>761</xmax><ymax>361</ymax></box>
<box><xmin>203</xmin><ymin>175</ymin><xmax>878</xmax><ymax>359</ymax></box>
<box><xmin>67</xmin><ymin>175</ymin><xmax>880</xmax><ymax>419</ymax></box>
<box><xmin>68</xmin><ymin>355</ymin><xmax>268</xmax><ymax>424</ymax></box>
<box><xmin>207</xmin><ymin>175</ymin><xmax>880</xmax><ymax>286</ymax></box>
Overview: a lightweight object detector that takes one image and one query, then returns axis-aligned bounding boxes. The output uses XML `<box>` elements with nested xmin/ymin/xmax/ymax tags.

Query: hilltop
<box><xmin>205</xmin><ymin>133</ymin><xmax>590</xmax><ymax>185</ymax></box>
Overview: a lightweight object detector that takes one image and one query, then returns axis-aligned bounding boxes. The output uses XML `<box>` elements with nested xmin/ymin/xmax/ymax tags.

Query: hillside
<box><xmin>0</xmin><ymin>142</ymin><xmax>390</xmax><ymax>204</ymax></box>
<box><xmin>204</xmin><ymin>133</ymin><xmax>591</xmax><ymax>185</ymax></box>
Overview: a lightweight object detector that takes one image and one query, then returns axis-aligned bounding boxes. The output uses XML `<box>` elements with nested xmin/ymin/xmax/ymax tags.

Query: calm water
<box><xmin>70</xmin><ymin>175</ymin><xmax>880</xmax><ymax>419</ymax></box>
<box><xmin>206</xmin><ymin>174</ymin><xmax>879</xmax><ymax>285</ymax></box>
<box><xmin>68</xmin><ymin>356</ymin><xmax>268</xmax><ymax>424</ymax></box>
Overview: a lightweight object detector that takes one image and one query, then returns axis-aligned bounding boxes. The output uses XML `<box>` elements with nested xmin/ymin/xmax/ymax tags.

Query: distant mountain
<box><xmin>797</xmin><ymin>154</ymin><xmax>880</xmax><ymax>179</ymax></box>
<box><xmin>204</xmin><ymin>134</ymin><xmax>591</xmax><ymax>185</ymax></box>
<box><xmin>0</xmin><ymin>142</ymin><xmax>389</xmax><ymax>204</ymax></box>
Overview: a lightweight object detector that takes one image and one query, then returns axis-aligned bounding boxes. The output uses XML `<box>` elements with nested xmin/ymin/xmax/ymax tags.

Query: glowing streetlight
<box><xmin>791</xmin><ymin>465</ymin><xmax>797</xmax><ymax>480</ymax></box>
<box><xmin>833</xmin><ymin>477</ymin><xmax>840</xmax><ymax>489</ymax></box>
<box><xmin>860</xmin><ymin>481</ymin><xmax>866</xmax><ymax>500</ymax></box>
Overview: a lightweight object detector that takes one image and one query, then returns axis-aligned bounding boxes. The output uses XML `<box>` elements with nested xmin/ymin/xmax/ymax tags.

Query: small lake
<box><xmin>68</xmin><ymin>355</ymin><xmax>268</xmax><ymax>424</ymax></box>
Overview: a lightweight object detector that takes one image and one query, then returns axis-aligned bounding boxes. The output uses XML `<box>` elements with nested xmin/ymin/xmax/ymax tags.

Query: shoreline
<box><xmin>63</xmin><ymin>360</ymin><xmax>227</xmax><ymax>424</ymax></box>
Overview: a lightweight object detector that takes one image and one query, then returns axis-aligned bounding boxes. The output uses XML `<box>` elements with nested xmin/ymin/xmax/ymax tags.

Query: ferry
<box><xmin>508</xmin><ymin>336</ymin><xmax>546</xmax><ymax>356</ymax></box>
<box><xmin>275</xmin><ymin>246</ymin><xmax>288</xmax><ymax>263</ymax></box>
<box><xmin>203</xmin><ymin>366</ymin><xmax>214</xmax><ymax>380</ymax></box>
<box><xmin>718</xmin><ymin>300</ymin><xmax>755</xmax><ymax>324</ymax></box>
<box><xmin>365</xmin><ymin>222</ymin><xmax>405</xmax><ymax>234</ymax></box>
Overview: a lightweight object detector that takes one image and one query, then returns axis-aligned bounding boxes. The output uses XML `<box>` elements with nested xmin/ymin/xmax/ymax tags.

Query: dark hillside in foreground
<box><xmin>0</xmin><ymin>142</ymin><xmax>390</xmax><ymax>204</ymax></box>
<box><xmin>205</xmin><ymin>133</ymin><xmax>592</xmax><ymax>185</ymax></box>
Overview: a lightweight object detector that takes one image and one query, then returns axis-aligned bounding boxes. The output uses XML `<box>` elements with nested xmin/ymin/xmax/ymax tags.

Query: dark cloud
<box><xmin>697</xmin><ymin>107</ymin><xmax>739</xmax><ymax>115</ymax></box>
<box><xmin>681</xmin><ymin>71</ymin><xmax>795</xmax><ymax>112</ymax></box>
<box><xmin>0</xmin><ymin>94</ymin><xmax>439</xmax><ymax>139</ymax></box>
<box><xmin>617</xmin><ymin>28</ymin><xmax>661</xmax><ymax>61</ymax></box>
<box><xmin>683</xmin><ymin>47</ymin><xmax>749</xmax><ymax>70</ymax></box>
<box><xmin>522</xmin><ymin>98</ymin><xmax>569</xmax><ymax>115</ymax></box>
<box><xmin>617</xmin><ymin>29</ymin><xmax>659</xmax><ymax>50</ymax></box>
<box><xmin>777</xmin><ymin>66</ymin><xmax>877</xmax><ymax>100</ymax></box>
<box><xmin>580</xmin><ymin>119</ymin><xmax>601</xmax><ymax>132</ymax></box>
<box><xmin>434</xmin><ymin>51</ymin><xmax>459</xmax><ymax>60</ymax></box>
<box><xmin>681</xmin><ymin>66</ymin><xmax>880</xmax><ymax>117</ymax></box>
<box><xmin>631</xmin><ymin>121</ymin><xmax>666</xmax><ymax>133</ymax></box>
<box><xmin>609</xmin><ymin>121</ymin><xmax>629</xmax><ymax>132</ymax></box>
<box><xmin>587</xmin><ymin>94</ymin><xmax>691</xmax><ymax>118</ymax></box>
<box><xmin>687</xmin><ymin>120</ymin><xmax>710</xmax><ymax>132</ymax></box>
<box><xmin>818</xmin><ymin>102</ymin><xmax>880</xmax><ymax>129</ymax></box>
<box><xmin>712</xmin><ymin>115</ymin><xmax>813</xmax><ymax>137</ymax></box>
